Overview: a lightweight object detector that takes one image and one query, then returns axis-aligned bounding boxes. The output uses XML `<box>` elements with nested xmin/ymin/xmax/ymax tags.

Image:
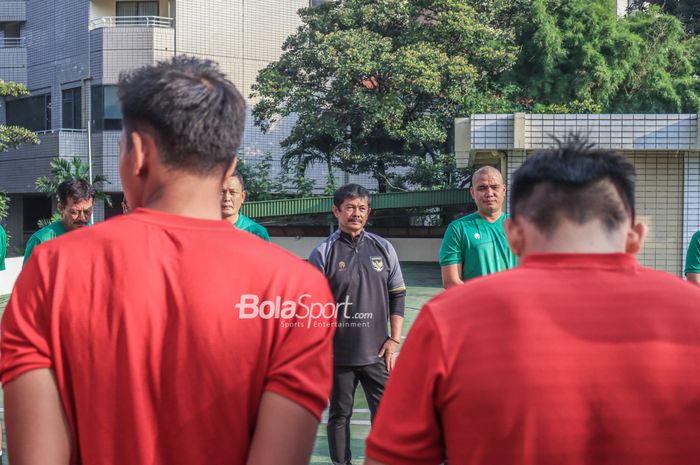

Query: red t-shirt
<box><xmin>0</xmin><ymin>208</ymin><xmax>335</xmax><ymax>465</ymax></box>
<box><xmin>366</xmin><ymin>253</ymin><xmax>700</xmax><ymax>465</ymax></box>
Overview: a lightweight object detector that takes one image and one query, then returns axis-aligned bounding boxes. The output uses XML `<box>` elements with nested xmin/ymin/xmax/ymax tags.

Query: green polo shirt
<box><xmin>234</xmin><ymin>214</ymin><xmax>270</xmax><ymax>241</ymax></box>
<box><xmin>439</xmin><ymin>211</ymin><xmax>517</xmax><ymax>281</ymax></box>
<box><xmin>685</xmin><ymin>230</ymin><xmax>700</xmax><ymax>276</ymax></box>
<box><xmin>0</xmin><ymin>224</ymin><xmax>6</xmax><ymax>271</ymax></box>
<box><xmin>24</xmin><ymin>220</ymin><xmax>68</xmax><ymax>264</ymax></box>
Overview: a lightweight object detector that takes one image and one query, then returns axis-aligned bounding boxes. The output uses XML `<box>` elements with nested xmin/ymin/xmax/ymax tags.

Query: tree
<box><xmin>36</xmin><ymin>157</ymin><xmax>112</xmax><ymax>207</ymax></box>
<box><xmin>631</xmin><ymin>0</ymin><xmax>700</xmax><ymax>35</ymax></box>
<box><xmin>0</xmin><ymin>192</ymin><xmax>8</xmax><ymax>221</ymax></box>
<box><xmin>254</xmin><ymin>0</ymin><xmax>699</xmax><ymax>194</ymax></box>
<box><xmin>252</xmin><ymin>0</ymin><xmax>518</xmax><ymax>192</ymax></box>
<box><xmin>0</xmin><ymin>80</ymin><xmax>39</xmax><ymax>152</ymax></box>
<box><xmin>237</xmin><ymin>154</ymin><xmax>316</xmax><ymax>201</ymax></box>
<box><xmin>504</xmin><ymin>0</ymin><xmax>699</xmax><ymax>113</ymax></box>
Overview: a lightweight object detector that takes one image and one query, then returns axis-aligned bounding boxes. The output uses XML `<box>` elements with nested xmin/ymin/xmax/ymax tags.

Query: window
<box><xmin>91</xmin><ymin>85</ymin><xmax>122</xmax><ymax>132</ymax></box>
<box><xmin>6</xmin><ymin>94</ymin><xmax>51</xmax><ymax>132</ymax></box>
<box><xmin>116</xmin><ymin>1</ymin><xmax>159</xmax><ymax>17</ymax></box>
<box><xmin>1</xmin><ymin>22</ymin><xmax>21</xmax><ymax>46</ymax></box>
<box><xmin>62</xmin><ymin>87</ymin><xmax>82</xmax><ymax>129</ymax></box>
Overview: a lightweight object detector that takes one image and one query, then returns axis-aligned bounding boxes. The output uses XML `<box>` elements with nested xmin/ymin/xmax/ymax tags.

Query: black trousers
<box><xmin>327</xmin><ymin>362</ymin><xmax>388</xmax><ymax>465</ymax></box>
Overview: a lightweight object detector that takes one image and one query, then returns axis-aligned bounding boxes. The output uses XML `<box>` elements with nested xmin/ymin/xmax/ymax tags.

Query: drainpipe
<box><xmin>83</xmin><ymin>14</ymin><xmax>94</xmax><ymax>223</ymax></box>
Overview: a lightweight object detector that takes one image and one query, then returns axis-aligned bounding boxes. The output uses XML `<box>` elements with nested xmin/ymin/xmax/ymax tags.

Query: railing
<box><xmin>35</xmin><ymin>129</ymin><xmax>87</xmax><ymax>135</ymax></box>
<box><xmin>0</xmin><ymin>37</ymin><xmax>25</xmax><ymax>48</ymax></box>
<box><xmin>241</xmin><ymin>189</ymin><xmax>474</xmax><ymax>219</ymax></box>
<box><xmin>89</xmin><ymin>16</ymin><xmax>174</xmax><ymax>30</ymax></box>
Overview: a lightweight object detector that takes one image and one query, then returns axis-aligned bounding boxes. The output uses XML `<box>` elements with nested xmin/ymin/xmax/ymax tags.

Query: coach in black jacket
<box><xmin>309</xmin><ymin>183</ymin><xmax>406</xmax><ymax>465</ymax></box>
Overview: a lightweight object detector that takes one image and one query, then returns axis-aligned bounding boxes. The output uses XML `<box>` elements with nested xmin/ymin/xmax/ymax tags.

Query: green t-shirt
<box><xmin>24</xmin><ymin>220</ymin><xmax>68</xmax><ymax>264</ymax></box>
<box><xmin>439</xmin><ymin>211</ymin><xmax>517</xmax><ymax>281</ymax></box>
<box><xmin>234</xmin><ymin>214</ymin><xmax>270</xmax><ymax>241</ymax></box>
<box><xmin>685</xmin><ymin>230</ymin><xmax>700</xmax><ymax>276</ymax></box>
<box><xmin>0</xmin><ymin>224</ymin><xmax>6</xmax><ymax>271</ymax></box>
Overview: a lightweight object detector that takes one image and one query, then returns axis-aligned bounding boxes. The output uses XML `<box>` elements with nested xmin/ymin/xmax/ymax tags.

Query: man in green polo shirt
<box><xmin>440</xmin><ymin>165</ymin><xmax>517</xmax><ymax>288</ymax></box>
<box><xmin>221</xmin><ymin>171</ymin><xmax>270</xmax><ymax>241</ymax></box>
<box><xmin>686</xmin><ymin>230</ymin><xmax>700</xmax><ymax>285</ymax></box>
<box><xmin>0</xmin><ymin>223</ymin><xmax>6</xmax><ymax>271</ymax></box>
<box><xmin>24</xmin><ymin>179</ymin><xmax>96</xmax><ymax>264</ymax></box>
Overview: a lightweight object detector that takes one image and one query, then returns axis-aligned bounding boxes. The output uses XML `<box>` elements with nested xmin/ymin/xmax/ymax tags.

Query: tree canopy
<box><xmin>252</xmin><ymin>0</ymin><xmax>517</xmax><ymax>191</ymax></box>
<box><xmin>508</xmin><ymin>0</ymin><xmax>700</xmax><ymax>113</ymax></box>
<box><xmin>632</xmin><ymin>0</ymin><xmax>700</xmax><ymax>35</ymax></box>
<box><xmin>36</xmin><ymin>157</ymin><xmax>112</xmax><ymax>207</ymax></box>
<box><xmin>252</xmin><ymin>0</ymin><xmax>700</xmax><ymax>192</ymax></box>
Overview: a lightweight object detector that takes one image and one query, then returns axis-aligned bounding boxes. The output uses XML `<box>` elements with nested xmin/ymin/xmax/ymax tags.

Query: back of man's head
<box><xmin>118</xmin><ymin>56</ymin><xmax>246</xmax><ymax>175</ymax></box>
<box><xmin>57</xmin><ymin>179</ymin><xmax>96</xmax><ymax>205</ymax></box>
<box><xmin>510</xmin><ymin>138</ymin><xmax>636</xmax><ymax>237</ymax></box>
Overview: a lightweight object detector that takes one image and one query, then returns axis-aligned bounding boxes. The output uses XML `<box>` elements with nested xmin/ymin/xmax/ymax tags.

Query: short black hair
<box><xmin>231</xmin><ymin>170</ymin><xmax>245</xmax><ymax>192</ymax></box>
<box><xmin>57</xmin><ymin>179</ymin><xmax>96</xmax><ymax>205</ymax></box>
<box><xmin>118</xmin><ymin>56</ymin><xmax>246</xmax><ymax>175</ymax></box>
<box><xmin>510</xmin><ymin>138</ymin><xmax>636</xmax><ymax>235</ymax></box>
<box><xmin>333</xmin><ymin>183</ymin><xmax>370</xmax><ymax>209</ymax></box>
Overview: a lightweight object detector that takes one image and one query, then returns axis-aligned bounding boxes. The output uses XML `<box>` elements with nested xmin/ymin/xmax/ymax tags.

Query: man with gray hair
<box><xmin>439</xmin><ymin>165</ymin><xmax>517</xmax><ymax>288</ymax></box>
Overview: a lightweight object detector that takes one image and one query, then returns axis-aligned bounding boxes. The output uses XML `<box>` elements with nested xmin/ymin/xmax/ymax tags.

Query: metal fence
<box><xmin>0</xmin><ymin>37</ymin><xmax>24</xmax><ymax>48</ymax></box>
<box><xmin>89</xmin><ymin>16</ymin><xmax>174</xmax><ymax>30</ymax></box>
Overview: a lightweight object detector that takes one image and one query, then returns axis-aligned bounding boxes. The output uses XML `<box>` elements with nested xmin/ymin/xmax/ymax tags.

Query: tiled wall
<box><xmin>524</xmin><ymin>114</ymin><xmax>697</xmax><ymax>151</ymax></box>
<box><xmin>630</xmin><ymin>152</ymin><xmax>684</xmax><ymax>275</ymax></box>
<box><xmin>0</xmin><ymin>1</ymin><xmax>26</xmax><ymax>22</ymax></box>
<box><xmin>683</xmin><ymin>152</ymin><xmax>700</xmax><ymax>273</ymax></box>
<box><xmin>0</xmin><ymin>47</ymin><xmax>26</xmax><ymax>84</ymax></box>
<box><xmin>0</xmin><ymin>131</ymin><xmax>88</xmax><ymax>192</ymax></box>
<box><xmin>91</xmin><ymin>26</ymin><xmax>175</xmax><ymax>85</ymax></box>
<box><xmin>470</xmin><ymin>114</ymin><xmax>699</xmax><ymax>151</ymax></box>
<box><xmin>470</xmin><ymin>114</ymin><xmax>514</xmax><ymax>150</ymax></box>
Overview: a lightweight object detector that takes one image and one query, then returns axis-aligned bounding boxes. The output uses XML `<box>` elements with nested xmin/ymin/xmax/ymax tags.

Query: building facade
<box><xmin>0</xmin><ymin>0</ymin><xmax>317</xmax><ymax>253</ymax></box>
<box><xmin>455</xmin><ymin>113</ymin><xmax>700</xmax><ymax>276</ymax></box>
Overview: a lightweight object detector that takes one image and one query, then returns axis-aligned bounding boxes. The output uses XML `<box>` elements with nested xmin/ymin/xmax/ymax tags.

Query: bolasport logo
<box><xmin>236</xmin><ymin>294</ymin><xmax>372</xmax><ymax>328</ymax></box>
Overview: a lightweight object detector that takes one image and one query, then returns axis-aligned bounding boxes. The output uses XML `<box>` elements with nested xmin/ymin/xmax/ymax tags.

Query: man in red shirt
<box><xmin>365</xmin><ymin>140</ymin><xmax>700</xmax><ymax>465</ymax></box>
<box><xmin>1</xmin><ymin>57</ymin><xmax>335</xmax><ymax>465</ymax></box>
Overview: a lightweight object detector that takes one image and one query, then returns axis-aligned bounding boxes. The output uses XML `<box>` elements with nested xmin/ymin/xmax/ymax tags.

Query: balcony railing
<box><xmin>0</xmin><ymin>37</ymin><xmax>25</xmax><ymax>48</ymax></box>
<box><xmin>35</xmin><ymin>129</ymin><xmax>87</xmax><ymax>135</ymax></box>
<box><xmin>89</xmin><ymin>16</ymin><xmax>173</xmax><ymax>30</ymax></box>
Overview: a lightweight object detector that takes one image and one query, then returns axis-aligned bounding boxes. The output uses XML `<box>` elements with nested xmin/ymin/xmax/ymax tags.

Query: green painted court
<box><xmin>0</xmin><ymin>262</ymin><xmax>444</xmax><ymax>465</ymax></box>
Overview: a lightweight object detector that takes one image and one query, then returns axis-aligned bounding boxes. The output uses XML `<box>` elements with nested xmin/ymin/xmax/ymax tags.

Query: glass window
<box><xmin>62</xmin><ymin>87</ymin><xmax>82</xmax><ymax>129</ymax></box>
<box><xmin>91</xmin><ymin>85</ymin><xmax>123</xmax><ymax>132</ymax></box>
<box><xmin>6</xmin><ymin>94</ymin><xmax>51</xmax><ymax>132</ymax></box>
<box><xmin>2</xmin><ymin>22</ymin><xmax>21</xmax><ymax>39</ymax></box>
<box><xmin>116</xmin><ymin>1</ymin><xmax>159</xmax><ymax>17</ymax></box>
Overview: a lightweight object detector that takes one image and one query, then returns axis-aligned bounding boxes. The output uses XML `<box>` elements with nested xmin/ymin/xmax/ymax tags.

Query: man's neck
<box><xmin>141</xmin><ymin>172</ymin><xmax>225</xmax><ymax>221</ymax></box>
<box><xmin>522</xmin><ymin>220</ymin><xmax>627</xmax><ymax>255</ymax></box>
<box><xmin>477</xmin><ymin>209</ymin><xmax>503</xmax><ymax>223</ymax></box>
<box><xmin>339</xmin><ymin>227</ymin><xmax>363</xmax><ymax>239</ymax></box>
<box><xmin>224</xmin><ymin>213</ymin><xmax>240</xmax><ymax>225</ymax></box>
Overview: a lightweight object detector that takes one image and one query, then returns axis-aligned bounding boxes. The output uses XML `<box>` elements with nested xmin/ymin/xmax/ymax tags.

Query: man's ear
<box><xmin>504</xmin><ymin>217</ymin><xmax>524</xmax><ymax>258</ymax></box>
<box><xmin>332</xmin><ymin>205</ymin><xmax>340</xmax><ymax>219</ymax></box>
<box><xmin>124</xmin><ymin>130</ymin><xmax>152</xmax><ymax>178</ymax></box>
<box><xmin>625</xmin><ymin>222</ymin><xmax>648</xmax><ymax>255</ymax></box>
<box><xmin>57</xmin><ymin>202</ymin><xmax>65</xmax><ymax>213</ymax></box>
<box><xmin>223</xmin><ymin>158</ymin><xmax>238</xmax><ymax>180</ymax></box>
